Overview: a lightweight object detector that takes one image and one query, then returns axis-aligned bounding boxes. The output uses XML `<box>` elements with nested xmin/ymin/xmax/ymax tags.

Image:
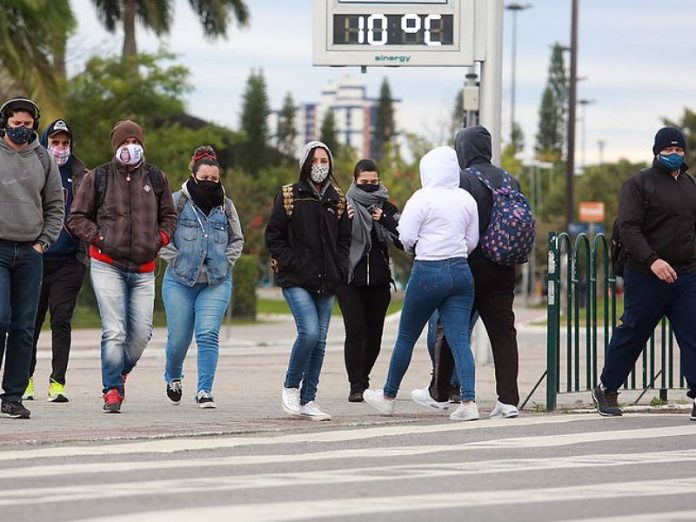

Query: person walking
<box><xmin>25</xmin><ymin>119</ymin><xmax>88</xmax><ymax>403</ymax></box>
<box><xmin>160</xmin><ymin>146</ymin><xmax>244</xmax><ymax>408</ymax></box>
<box><xmin>68</xmin><ymin>120</ymin><xmax>177</xmax><ymax>413</ymax></box>
<box><xmin>265</xmin><ymin>141</ymin><xmax>351</xmax><ymax>421</ymax></box>
<box><xmin>336</xmin><ymin>159</ymin><xmax>402</xmax><ymax>402</ymax></box>
<box><xmin>363</xmin><ymin>146</ymin><xmax>480</xmax><ymax>421</ymax></box>
<box><xmin>414</xmin><ymin>126</ymin><xmax>526</xmax><ymax>418</ymax></box>
<box><xmin>0</xmin><ymin>97</ymin><xmax>64</xmax><ymax>419</ymax></box>
<box><xmin>593</xmin><ymin>127</ymin><xmax>696</xmax><ymax>420</ymax></box>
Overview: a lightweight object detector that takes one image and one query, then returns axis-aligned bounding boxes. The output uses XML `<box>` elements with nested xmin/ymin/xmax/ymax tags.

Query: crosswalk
<box><xmin>2</xmin><ymin>414</ymin><xmax>696</xmax><ymax>521</ymax></box>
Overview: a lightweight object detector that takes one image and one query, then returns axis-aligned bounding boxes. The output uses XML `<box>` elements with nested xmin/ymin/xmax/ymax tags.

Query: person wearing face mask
<box><xmin>0</xmin><ymin>97</ymin><xmax>64</xmax><ymax>419</ymax></box>
<box><xmin>336</xmin><ymin>159</ymin><xmax>403</xmax><ymax>402</ymax></box>
<box><xmin>160</xmin><ymin>146</ymin><xmax>243</xmax><ymax>408</ymax></box>
<box><xmin>68</xmin><ymin>120</ymin><xmax>177</xmax><ymax>413</ymax></box>
<box><xmin>593</xmin><ymin>127</ymin><xmax>696</xmax><ymax>422</ymax></box>
<box><xmin>24</xmin><ymin>120</ymin><xmax>88</xmax><ymax>403</ymax></box>
<box><xmin>265</xmin><ymin>141</ymin><xmax>351</xmax><ymax>421</ymax></box>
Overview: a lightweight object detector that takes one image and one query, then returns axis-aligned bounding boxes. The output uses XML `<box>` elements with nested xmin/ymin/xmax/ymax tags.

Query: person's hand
<box><xmin>32</xmin><ymin>243</ymin><xmax>44</xmax><ymax>254</ymax></box>
<box><xmin>371</xmin><ymin>207</ymin><xmax>383</xmax><ymax>221</ymax></box>
<box><xmin>650</xmin><ymin>259</ymin><xmax>677</xmax><ymax>283</ymax></box>
<box><xmin>347</xmin><ymin>202</ymin><xmax>355</xmax><ymax>219</ymax></box>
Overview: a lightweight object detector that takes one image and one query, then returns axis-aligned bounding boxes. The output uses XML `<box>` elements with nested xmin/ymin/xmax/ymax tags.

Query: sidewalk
<box><xmin>4</xmin><ymin>303</ymin><xmax>556</xmax><ymax>445</ymax></box>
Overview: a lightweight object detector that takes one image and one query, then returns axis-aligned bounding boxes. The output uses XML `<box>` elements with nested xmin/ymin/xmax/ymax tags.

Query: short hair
<box><xmin>353</xmin><ymin>158</ymin><xmax>379</xmax><ymax>180</ymax></box>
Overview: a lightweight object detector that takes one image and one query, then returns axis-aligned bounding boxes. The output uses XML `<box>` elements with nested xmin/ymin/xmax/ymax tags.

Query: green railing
<box><xmin>545</xmin><ymin>231</ymin><xmax>682</xmax><ymax>410</ymax></box>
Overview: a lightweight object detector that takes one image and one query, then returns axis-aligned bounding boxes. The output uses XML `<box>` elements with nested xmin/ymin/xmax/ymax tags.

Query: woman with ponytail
<box><xmin>160</xmin><ymin>146</ymin><xmax>244</xmax><ymax>408</ymax></box>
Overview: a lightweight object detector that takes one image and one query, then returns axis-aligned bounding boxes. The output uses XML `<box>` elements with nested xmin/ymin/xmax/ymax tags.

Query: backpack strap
<box><xmin>467</xmin><ymin>166</ymin><xmax>495</xmax><ymax>193</ymax></box>
<box><xmin>175</xmin><ymin>191</ymin><xmax>188</xmax><ymax>215</ymax></box>
<box><xmin>282</xmin><ymin>184</ymin><xmax>294</xmax><ymax>217</ymax></box>
<box><xmin>146</xmin><ymin>164</ymin><xmax>164</xmax><ymax>198</ymax></box>
<box><xmin>94</xmin><ymin>165</ymin><xmax>109</xmax><ymax>209</ymax></box>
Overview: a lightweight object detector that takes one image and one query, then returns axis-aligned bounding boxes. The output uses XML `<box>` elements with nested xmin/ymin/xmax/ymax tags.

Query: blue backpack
<box><xmin>468</xmin><ymin>167</ymin><xmax>536</xmax><ymax>266</ymax></box>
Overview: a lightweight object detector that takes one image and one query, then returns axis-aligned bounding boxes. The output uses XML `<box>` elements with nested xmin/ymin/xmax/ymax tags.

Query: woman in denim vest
<box><xmin>160</xmin><ymin>146</ymin><xmax>244</xmax><ymax>408</ymax></box>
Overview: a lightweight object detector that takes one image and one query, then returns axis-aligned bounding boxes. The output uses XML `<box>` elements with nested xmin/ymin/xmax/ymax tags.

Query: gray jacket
<box><xmin>0</xmin><ymin>135</ymin><xmax>64</xmax><ymax>246</ymax></box>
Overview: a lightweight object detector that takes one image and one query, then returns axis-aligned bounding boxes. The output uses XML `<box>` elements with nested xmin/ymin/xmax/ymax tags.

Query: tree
<box><xmin>276</xmin><ymin>92</ymin><xmax>297</xmax><ymax>158</ymax></box>
<box><xmin>535</xmin><ymin>43</ymin><xmax>567</xmax><ymax>162</ymax></box>
<box><xmin>373</xmin><ymin>78</ymin><xmax>395</xmax><ymax>159</ymax></box>
<box><xmin>449</xmin><ymin>88</ymin><xmax>464</xmax><ymax>141</ymax></box>
<box><xmin>239</xmin><ymin>69</ymin><xmax>270</xmax><ymax>174</ymax></box>
<box><xmin>91</xmin><ymin>0</ymin><xmax>250</xmax><ymax>59</ymax></box>
<box><xmin>319</xmin><ymin>109</ymin><xmax>339</xmax><ymax>155</ymax></box>
<box><xmin>664</xmin><ymin>107</ymin><xmax>696</xmax><ymax>167</ymax></box>
<box><xmin>510</xmin><ymin>122</ymin><xmax>525</xmax><ymax>156</ymax></box>
<box><xmin>0</xmin><ymin>1</ymin><xmax>76</xmax><ymax>118</ymax></box>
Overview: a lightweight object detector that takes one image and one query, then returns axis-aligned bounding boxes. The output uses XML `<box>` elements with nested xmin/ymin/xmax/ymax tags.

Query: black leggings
<box><xmin>336</xmin><ymin>283</ymin><xmax>391</xmax><ymax>391</ymax></box>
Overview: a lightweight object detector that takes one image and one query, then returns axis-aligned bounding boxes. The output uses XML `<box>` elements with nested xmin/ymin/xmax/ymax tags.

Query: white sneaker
<box><xmin>282</xmin><ymin>387</ymin><xmax>301</xmax><ymax>417</ymax></box>
<box><xmin>411</xmin><ymin>387</ymin><xmax>449</xmax><ymax>411</ymax></box>
<box><xmin>489</xmin><ymin>400</ymin><xmax>519</xmax><ymax>418</ymax></box>
<box><xmin>449</xmin><ymin>401</ymin><xmax>479</xmax><ymax>421</ymax></box>
<box><xmin>300</xmin><ymin>401</ymin><xmax>331</xmax><ymax>421</ymax></box>
<box><xmin>363</xmin><ymin>389</ymin><xmax>395</xmax><ymax>416</ymax></box>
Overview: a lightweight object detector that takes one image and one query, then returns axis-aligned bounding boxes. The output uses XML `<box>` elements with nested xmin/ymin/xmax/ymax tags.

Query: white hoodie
<box><xmin>397</xmin><ymin>146</ymin><xmax>479</xmax><ymax>261</ymax></box>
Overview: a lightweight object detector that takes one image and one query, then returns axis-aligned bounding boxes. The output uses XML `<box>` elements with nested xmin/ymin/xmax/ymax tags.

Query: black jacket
<box><xmin>350</xmin><ymin>200</ymin><xmax>402</xmax><ymax>287</ymax></box>
<box><xmin>265</xmin><ymin>181</ymin><xmax>352</xmax><ymax>294</ymax></box>
<box><xmin>620</xmin><ymin>162</ymin><xmax>696</xmax><ymax>275</ymax></box>
<box><xmin>455</xmin><ymin>125</ymin><xmax>522</xmax><ymax>262</ymax></box>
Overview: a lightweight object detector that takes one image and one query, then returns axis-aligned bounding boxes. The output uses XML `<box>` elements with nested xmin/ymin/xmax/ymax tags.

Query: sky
<box><xmin>67</xmin><ymin>0</ymin><xmax>696</xmax><ymax>166</ymax></box>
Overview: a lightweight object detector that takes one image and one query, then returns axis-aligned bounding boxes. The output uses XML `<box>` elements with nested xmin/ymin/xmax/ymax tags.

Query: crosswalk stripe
<box><xmin>74</xmin><ymin>477</ymin><xmax>696</xmax><ymax>522</ymax></box>
<box><xmin>0</xmin><ymin>414</ymin><xmax>687</xmax><ymax>462</ymax></box>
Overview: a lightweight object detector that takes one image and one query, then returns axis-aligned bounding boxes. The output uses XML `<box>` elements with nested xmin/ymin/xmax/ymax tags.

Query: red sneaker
<box><xmin>103</xmin><ymin>388</ymin><xmax>123</xmax><ymax>413</ymax></box>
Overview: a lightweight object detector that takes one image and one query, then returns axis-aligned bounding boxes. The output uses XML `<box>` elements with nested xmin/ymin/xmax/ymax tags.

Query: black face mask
<box><xmin>186</xmin><ymin>177</ymin><xmax>224</xmax><ymax>215</ymax></box>
<box><xmin>356</xmin><ymin>184</ymin><xmax>379</xmax><ymax>193</ymax></box>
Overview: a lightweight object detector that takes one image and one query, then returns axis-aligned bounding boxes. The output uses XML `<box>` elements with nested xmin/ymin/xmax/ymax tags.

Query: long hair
<box><xmin>299</xmin><ymin>146</ymin><xmax>339</xmax><ymax>187</ymax></box>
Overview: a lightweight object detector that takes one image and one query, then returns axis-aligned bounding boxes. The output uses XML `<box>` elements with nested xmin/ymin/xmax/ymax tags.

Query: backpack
<box><xmin>94</xmin><ymin>163</ymin><xmax>164</xmax><ymax>208</ymax></box>
<box><xmin>610</xmin><ymin>169</ymin><xmax>696</xmax><ymax>276</ymax></box>
<box><xmin>468</xmin><ymin>167</ymin><xmax>536</xmax><ymax>266</ymax></box>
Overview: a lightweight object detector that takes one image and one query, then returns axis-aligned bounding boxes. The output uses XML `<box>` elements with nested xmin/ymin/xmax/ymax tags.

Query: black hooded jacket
<box><xmin>454</xmin><ymin>125</ymin><xmax>523</xmax><ymax>261</ymax></box>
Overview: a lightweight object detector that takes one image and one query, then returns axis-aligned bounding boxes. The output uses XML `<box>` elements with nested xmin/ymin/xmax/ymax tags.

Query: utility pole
<box><xmin>578</xmin><ymin>98</ymin><xmax>594</xmax><ymax>170</ymax></box>
<box><xmin>505</xmin><ymin>3</ymin><xmax>532</xmax><ymax>148</ymax></box>
<box><xmin>565</xmin><ymin>0</ymin><xmax>579</xmax><ymax>230</ymax></box>
<box><xmin>598</xmin><ymin>139</ymin><xmax>605</xmax><ymax>166</ymax></box>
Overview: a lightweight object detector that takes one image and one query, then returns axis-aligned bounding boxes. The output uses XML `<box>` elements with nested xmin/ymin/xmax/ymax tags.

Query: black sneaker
<box><xmin>348</xmin><ymin>390</ymin><xmax>364</xmax><ymax>402</ymax></box>
<box><xmin>167</xmin><ymin>379</ymin><xmax>183</xmax><ymax>405</ymax></box>
<box><xmin>1</xmin><ymin>401</ymin><xmax>31</xmax><ymax>419</ymax></box>
<box><xmin>691</xmin><ymin>402</ymin><xmax>696</xmax><ymax>422</ymax></box>
<box><xmin>195</xmin><ymin>390</ymin><xmax>216</xmax><ymax>409</ymax></box>
<box><xmin>592</xmin><ymin>385</ymin><xmax>622</xmax><ymax>417</ymax></box>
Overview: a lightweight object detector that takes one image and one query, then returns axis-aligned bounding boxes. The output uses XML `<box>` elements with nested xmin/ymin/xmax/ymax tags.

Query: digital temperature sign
<box><xmin>313</xmin><ymin>0</ymin><xmax>475</xmax><ymax>67</ymax></box>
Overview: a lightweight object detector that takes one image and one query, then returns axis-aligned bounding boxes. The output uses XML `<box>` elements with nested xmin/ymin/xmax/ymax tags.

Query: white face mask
<box><xmin>48</xmin><ymin>145</ymin><xmax>71</xmax><ymax>167</ymax></box>
<box><xmin>115</xmin><ymin>143</ymin><xmax>144</xmax><ymax>166</ymax></box>
<box><xmin>310</xmin><ymin>164</ymin><xmax>330</xmax><ymax>184</ymax></box>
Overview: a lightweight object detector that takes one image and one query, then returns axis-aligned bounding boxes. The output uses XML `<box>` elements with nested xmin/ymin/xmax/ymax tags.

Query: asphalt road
<box><xmin>2</xmin><ymin>413</ymin><xmax>696</xmax><ymax>521</ymax></box>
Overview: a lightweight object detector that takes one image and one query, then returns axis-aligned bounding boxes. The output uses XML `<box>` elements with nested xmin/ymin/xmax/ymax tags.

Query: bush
<box><xmin>232</xmin><ymin>254</ymin><xmax>257</xmax><ymax>319</ymax></box>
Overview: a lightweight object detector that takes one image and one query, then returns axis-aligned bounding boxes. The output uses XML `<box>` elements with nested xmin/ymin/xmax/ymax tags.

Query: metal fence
<box><xmin>545</xmin><ymin>231</ymin><xmax>684</xmax><ymax>410</ymax></box>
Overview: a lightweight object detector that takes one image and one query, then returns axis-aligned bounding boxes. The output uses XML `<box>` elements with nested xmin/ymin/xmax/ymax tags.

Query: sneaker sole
<box><xmin>282</xmin><ymin>405</ymin><xmax>302</xmax><ymax>417</ymax></box>
<box><xmin>301</xmin><ymin>413</ymin><xmax>331</xmax><ymax>421</ymax></box>
<box><xmin>48</xmin><ymin>395</ymin><xmax>69</xmax><ymax>403</ymax></box>
<box><xmin>1</xmin><ymin>412</ymin><xmax>30</xmax><ymax>419</ymax></box>
<box><xmin>102</xmin><ymin>406</ymin><xmax>121</xmax><ymax>414</ymax></box>
<box><xmin>363</xmin><ymin>395</ymin><xmax>395</xmax><ymax>416</ymax></box>
<box><xmin>197</xmin><ymin>402</ymin><xmax>216</xmax><ymax>409</ymax></box>
<box><xmin>411</xmin><ymin>392</ymin><xmax>449</xmax><ymax>412</ymax></box>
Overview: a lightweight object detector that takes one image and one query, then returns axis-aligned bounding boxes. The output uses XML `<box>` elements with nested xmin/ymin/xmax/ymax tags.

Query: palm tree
<box><xmin>92</xmin><ymin>0</ymin><xmax>250</xmax><ymax>59</ymax></box>
<box><xmin>0</xmin><ymin>1</ymin><xmax>76</xmax><ymax>118</ymax></box>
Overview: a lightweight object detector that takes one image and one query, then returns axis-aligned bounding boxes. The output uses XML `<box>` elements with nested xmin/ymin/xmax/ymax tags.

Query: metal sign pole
<box><xmin>478</xmin><ymin>0</ymin><xmax>503</xmax><ymax>165</ymax></box>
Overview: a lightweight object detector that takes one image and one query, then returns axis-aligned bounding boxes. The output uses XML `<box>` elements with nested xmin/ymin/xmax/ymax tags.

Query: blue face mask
<box><xmin>5</xmin><ymin>125</ymin><xmax>34</xmax><ymax>145</ymax></box>
<box><xmin>658</xmin><ymin>152</ymin><xmax>684</xmax><ymax>171</ymax></box>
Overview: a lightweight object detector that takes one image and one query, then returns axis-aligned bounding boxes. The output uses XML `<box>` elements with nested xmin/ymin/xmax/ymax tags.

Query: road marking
<box><xmin>563</xmin><ymin>511</ymin><xmax>696</xmax><ymax>522</ymax></box>
<box><xmin>3</xmin><ymin>448</ymin><xmax>696</xmax><ymax>506</ymax></box>
<box><xmin>75</xmin><ymin>477</ymin><xmax>696</xmax><ymax>522</ymax></box>
<box><xmin>0</xmin><ymin>415</ymin><xmax>690</xmax><ymax>464</ymax></box>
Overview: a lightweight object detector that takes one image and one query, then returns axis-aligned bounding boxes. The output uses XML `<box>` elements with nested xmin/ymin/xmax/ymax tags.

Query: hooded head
<box><xmin>419</xmin><ymin>146</ymin><xmax>460</xmax><ymax>189</ymax></box>
<box><xmin>298</xmin><ymin>140</ymin><xmax>335</xmax><ymax>185</ymax></box>
<box><xmin>110</xmin><ymin>120</ymin><xmax>144</xmax><ymax>151</ymax></box>
<box><xmin>454</xmin><ymin>125</ymin><xmax>492</xmax><ymax>169</ymax></box>
<box><xmin>41</xmin><ymin>119</ymin><xmax>74</xmax><ymax>167</ymax></box>
<box><xmin>40</xmin><ymin>119</ymin><xmax>73</xmax><ymax>147</ymax></box>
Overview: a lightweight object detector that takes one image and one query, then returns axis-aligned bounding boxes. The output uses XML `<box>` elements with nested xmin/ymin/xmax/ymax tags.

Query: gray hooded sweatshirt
<box><xmin>0</xmin><ymin>134</ymin><xmax>64</xmax><ymax>246</ymax></box>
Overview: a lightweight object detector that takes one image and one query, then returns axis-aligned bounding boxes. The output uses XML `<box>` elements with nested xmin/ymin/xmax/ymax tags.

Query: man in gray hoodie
<box><xmin>0</xmin><ymin>97</ymin><xmax>64</xmax><ymax>419</ymax></box>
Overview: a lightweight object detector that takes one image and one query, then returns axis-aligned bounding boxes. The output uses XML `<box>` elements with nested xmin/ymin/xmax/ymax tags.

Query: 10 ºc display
<box><xmin>333</xmin><ymin>13</ymin><xmax>454</xmax><ymax>46</ymax></box>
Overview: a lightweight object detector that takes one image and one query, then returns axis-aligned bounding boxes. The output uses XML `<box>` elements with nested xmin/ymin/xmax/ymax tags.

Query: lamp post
<box><xmin>565</xmin><ymin>0</ymin><xmax>579</xmax><ymax>229</ymax></box>
<box><xmin>578</xmin><ymin>98</ymin><xmax>595</xmax><ymax>170</ymax></box>
<box><xmin>505</xmin><ymin>3</ymin><xmax>532</xmax><ymax>149</ymax></box>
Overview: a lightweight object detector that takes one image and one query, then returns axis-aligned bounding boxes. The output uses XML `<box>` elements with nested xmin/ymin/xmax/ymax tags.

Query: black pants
<box><xmin>30</xmin><ymin>257</ymin><xmax>86</xmax><ymax>385</ymax></box>
<box><xmin>429</xmin><ymin>257</ymin><xmax>520</xmax><ymax>406</ymax></box>
<box><xmin>336</xmin><ymin>283</ymin><xmax>391</xmax><ymax>392</ymax></box>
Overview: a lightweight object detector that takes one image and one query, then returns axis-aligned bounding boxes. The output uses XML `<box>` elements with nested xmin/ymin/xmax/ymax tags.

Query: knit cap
<box><xmin>110</xmin><ymin>120</ymin><xmax>144</xmax><ymax>151</ymax></box>
<box><xmin>653</xmin><ymin>127</ymin><xmax>686</xmax><ymax>155</ymax></box>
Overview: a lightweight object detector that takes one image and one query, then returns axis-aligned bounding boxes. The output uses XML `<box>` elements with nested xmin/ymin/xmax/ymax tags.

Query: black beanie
<box><xmin>653</xmin><ymin>127</ymin><xmax>686</xmax><ymax>155</ymax></box>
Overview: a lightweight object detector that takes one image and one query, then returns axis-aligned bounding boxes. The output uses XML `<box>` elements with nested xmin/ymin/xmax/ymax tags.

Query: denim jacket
<box><xmin>161</xmin><ymin>189</ymin><xmax>244</xmax><ymax>287</ymax></box>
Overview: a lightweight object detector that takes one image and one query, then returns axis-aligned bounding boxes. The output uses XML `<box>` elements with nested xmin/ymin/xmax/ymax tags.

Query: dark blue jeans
<box><xmin>0</xmin><ymin>241</ymin><xmax>43</xmax><ymax>402</ymax></box>
<box><xmin>601</xmin><ymin>267</ymin><xmax>696</xmax><ymax>398</ymax></box>
<box><xmin>384</xmin><ymin>258</ymin><xmax>475</xmax><ymax>401</ymax></box>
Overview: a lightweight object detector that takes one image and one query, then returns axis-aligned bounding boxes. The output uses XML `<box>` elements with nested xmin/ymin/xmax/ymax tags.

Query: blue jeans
<box><xmin>601</xmin><ymin>267</ymin><xmax>696</xmax><ymax>397</ymax></box>
<box><xmin>283</xmin><ymin>287</ymin><xmax>334</xmax><ymax>405</ymax></box>
<box><xmin>91</xmin><ymin>259</ymin><xmax>155</xmax><ymax>394</ymax></box>
<box><xmin>0</xmin><ymin>242</ymin><xmax>43</xmax><ymax>402</ymax></box>
<box><xmin>162</xmin><ymin>271</ymin><xmax>232</xmax><ymax>393</ymax></box>
<box><xmin>384</xmin><ymin>258</ymin><xmax>475</xmax><ymax>401</ymax></box>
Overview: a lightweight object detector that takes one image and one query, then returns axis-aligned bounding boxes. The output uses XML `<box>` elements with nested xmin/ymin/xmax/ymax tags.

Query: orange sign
<box><xmin>579</xmin><ymin>202</ymin><xmax>605</xmax><ymax>223</ymax></box>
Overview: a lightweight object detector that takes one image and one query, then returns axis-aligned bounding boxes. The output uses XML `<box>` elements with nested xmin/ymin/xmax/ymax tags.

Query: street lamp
<box><xmin>565</xmin><ymin>0</ymin><xmax>579</xmax><ymax>229</ymax></box>
<box><xmin>505</xmin><ymin>3</ymin><xmax>532</xmax><ymax>150</ymax></box>
<box><xmin>578</xmin><ymin>98</ymin><xmax>595</xmax><ymax>170</ymax></box>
